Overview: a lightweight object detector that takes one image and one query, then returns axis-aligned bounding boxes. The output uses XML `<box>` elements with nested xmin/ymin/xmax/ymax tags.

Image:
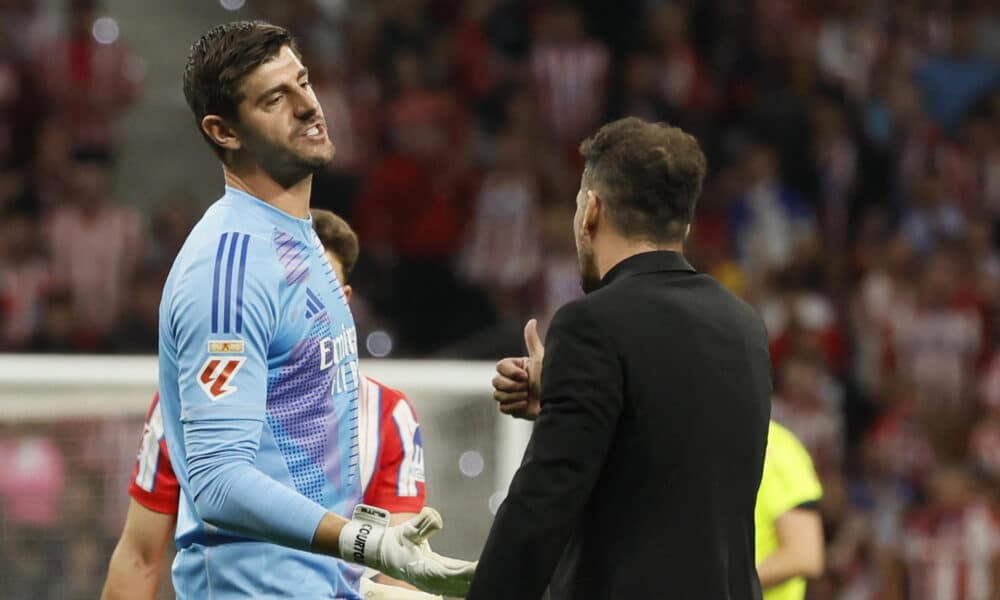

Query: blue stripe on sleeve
<box><xmin>235</xmin><ymin>233</ymin><xmax>250</xmax><ymax>334</ymax></box>
<box><xmin>211</xmin><ymin>233</ymin><xmax>229</xmax><ymax>334</ymax></box>
<box><xmin>223</xmin><ymin>232</ymin><xmax>240</xmax><ymax>333</ymax></box>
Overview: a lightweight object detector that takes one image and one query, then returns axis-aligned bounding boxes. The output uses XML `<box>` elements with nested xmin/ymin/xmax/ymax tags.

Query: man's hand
<box><xmin>339</xmin><ymin>505</ymin><xmax>475</xmax><ymax>597</ymax></box>
<box><xmin>492</xmin><ymin>319</ymin><xmax>544</xmax><ymax>420</ymax></box>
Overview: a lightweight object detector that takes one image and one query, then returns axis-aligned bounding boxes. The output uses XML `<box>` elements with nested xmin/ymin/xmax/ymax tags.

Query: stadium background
<box><xmin>1</xmin><ymin>0</ymin><xmax>1000</xmax><ymax>598</ymax></box>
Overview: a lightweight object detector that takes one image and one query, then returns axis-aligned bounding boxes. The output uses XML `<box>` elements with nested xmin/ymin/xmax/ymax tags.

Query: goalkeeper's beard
<box><xmin>238</xmin><ymin>125</ymin><xmax>334</xmax><ymax>189</ymax></box>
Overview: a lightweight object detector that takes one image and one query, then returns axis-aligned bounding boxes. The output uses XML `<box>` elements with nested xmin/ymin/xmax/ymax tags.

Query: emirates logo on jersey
<box><xmin>198</xmin><ymin>356</ymin><xmax>247</xmax><ymax>401</ymax></box>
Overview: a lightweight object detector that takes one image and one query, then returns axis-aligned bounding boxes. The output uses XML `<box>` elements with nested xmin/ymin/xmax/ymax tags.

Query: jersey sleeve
<box><xmin>128</xmin><ymin>393</ymin><xmax>180</xmax><ymax>515</ymax></box>
<box><xmin>363</xmin><ymin>383</ymin><xmax>426</xmax><ymax>514</ymax></box>
<box><xmin>759</xmin><ymin>423</ymin><xmax>824</xmax><ymax>520</ymax></box>
<box><xmin>168</xmin><ymin>231</ymin><xmax>328</xmax><ymax>549</ymax></box>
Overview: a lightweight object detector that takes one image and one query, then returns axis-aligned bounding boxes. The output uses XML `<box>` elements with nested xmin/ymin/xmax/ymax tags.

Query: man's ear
<box><xmin>343</xmin><ymin>284</ymin><xmax>353</xmax><ymax>304</ymax></box>
<box><xmin>583</xmin><ymin>190</ymin><xmax>602</xmax><ymax>236</ymax></box>
<box><xmin>202</xmin><ymin>115</ymin><xmax>241</xmax><ymax>153</ymax></box>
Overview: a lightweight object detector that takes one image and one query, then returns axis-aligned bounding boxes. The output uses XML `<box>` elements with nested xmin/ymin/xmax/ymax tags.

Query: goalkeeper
<box><xmin>102</xmin><ymin>211</ymin><xmax>445</xmax><ymax>600</ymax></box>
<box><xmin>151</xmin><ymin>21</ymin><xmax>472</xmax><ymax>599</ymax></box>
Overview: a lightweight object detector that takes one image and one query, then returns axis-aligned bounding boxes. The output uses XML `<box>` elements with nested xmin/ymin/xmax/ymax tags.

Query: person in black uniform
<box><xmin>468</xmin><ymin>117</ymin><xmax>772</xmax><ymax>600</ymax></box>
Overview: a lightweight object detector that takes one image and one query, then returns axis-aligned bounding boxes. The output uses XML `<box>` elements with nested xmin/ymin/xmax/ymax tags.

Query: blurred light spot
<box><xmin>488</xmin><ymin>491</ymin><xmax>506</xmax><ymax>515</ymax></box>
<box><xmin>366</xmin><ymin>331</ymin><xmax>392</xmax><ymax>358</ymax></box>
<box><xmin>459</xmin><ymin>450</ymin><xmax>484</xmax><ymax>478</ymax></box>
<box><xmin>317</xmin><ymin>0</ymin><xmax>349</xmax><ymax>18</ymax></box>
<box><xmin>92</xmin><ymin>18</ymin><xmax>119</xmax><ymax>45</ymax></box>
<box><xmin>221</xmin><ymin>0</ymin><xmax>246</xmax><ymax>10</ymax></box>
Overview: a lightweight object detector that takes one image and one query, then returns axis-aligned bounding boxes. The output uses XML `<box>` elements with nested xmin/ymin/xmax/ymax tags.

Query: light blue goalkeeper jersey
<box><xmin>158</xmin><ymin>186</ymin><xmax>364</xmax><ymax>599</ymax></box>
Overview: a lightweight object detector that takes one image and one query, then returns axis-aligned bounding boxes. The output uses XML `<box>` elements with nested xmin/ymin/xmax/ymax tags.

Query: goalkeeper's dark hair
<box><xmin>311</xmin><ymin>209</ymin><xmax>359</xmax><ymax>282</ymax></box>
<box><xmin>579</xmin><ymin>117</ymin><xmax>707</xmax><ymax>244</ymax></box>
<box><xmin>183</xmin><ymin>21</ymin><xmax>300</xmax><ymax>160</ymax></box>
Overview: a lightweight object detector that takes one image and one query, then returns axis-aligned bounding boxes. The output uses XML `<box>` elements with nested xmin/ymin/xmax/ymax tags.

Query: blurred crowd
<box><xmin>0</xmin><ymin>417</ymin><xmax>141</xmax><ymax>598</ymax></box>
<box><xmin>3</xmin><ymin>0</ymin><xmax>1000</xmax><ymax>598</ymax></box>
<box><xmin>0</xmin><ymin>0</ymin><xmax>151</xmax><ymax>355</ymax></box>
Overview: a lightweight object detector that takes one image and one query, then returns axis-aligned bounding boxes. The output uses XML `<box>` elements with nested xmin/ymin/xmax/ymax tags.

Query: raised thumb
<box><xmin>524</xmin><ymin>318</ymin><xmax>543</xmax><ymax>358</ymax></box>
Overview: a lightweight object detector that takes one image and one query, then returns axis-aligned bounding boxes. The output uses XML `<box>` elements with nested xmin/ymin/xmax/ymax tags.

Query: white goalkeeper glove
<box><xmin>338</xmin><ymin>504</ymin><xmax>476</xmax><ymax>597</ymax></box>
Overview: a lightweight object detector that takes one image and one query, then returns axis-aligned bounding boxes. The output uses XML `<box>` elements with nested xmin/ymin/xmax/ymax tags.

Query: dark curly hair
<box><xmin>579</xmin><ymin>117</ymin><xmax>707</xmax><ymax>243</ymax></box>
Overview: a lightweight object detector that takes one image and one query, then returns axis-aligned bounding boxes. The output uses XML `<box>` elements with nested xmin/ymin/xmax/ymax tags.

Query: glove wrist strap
<box><xmin>338</xmin><ymin>504</ymin><xmax>390</xmax><ymax>567</ymax></box>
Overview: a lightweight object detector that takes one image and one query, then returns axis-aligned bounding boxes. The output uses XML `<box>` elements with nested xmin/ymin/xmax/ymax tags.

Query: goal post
<box><xmin>0</xmin><ymin>354</ymin><xmax>531</xmax><ymax>577</ymax></box>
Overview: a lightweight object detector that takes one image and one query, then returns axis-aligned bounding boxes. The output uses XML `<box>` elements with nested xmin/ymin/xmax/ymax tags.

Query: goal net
<box><xmin>0</xmin><ymin>355</ymin><xmax>530</xmax><ymax>599</ymax></box>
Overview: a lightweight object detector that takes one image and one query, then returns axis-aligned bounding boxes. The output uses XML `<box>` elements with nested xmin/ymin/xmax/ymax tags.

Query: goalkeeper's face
<box><xmin>231</xmin><ymin>45</ymin><xmax>334</xmax><ymax>186</ymax></box>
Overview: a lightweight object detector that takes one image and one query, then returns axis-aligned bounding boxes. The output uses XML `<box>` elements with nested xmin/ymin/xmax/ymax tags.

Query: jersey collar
<box><xmin>599</xmin><ymin>250</ymin><xmax>697</xmax><ymax>289</ymax></box>
<box><xmin>222</xmin><ymin>185</ymin><xmax>314</xmax><ymax>236</ymax></box>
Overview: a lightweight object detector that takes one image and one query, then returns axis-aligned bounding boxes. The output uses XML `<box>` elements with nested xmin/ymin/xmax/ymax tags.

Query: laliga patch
<box><xmin>198</xmin><ymin>356</ymin><xmax>247</xmax><ymax>400</ymax></box>
<box><xmin>207</xmin><ymin>340</ymin><xmax>245</xmax><ymax>354</ymax></box>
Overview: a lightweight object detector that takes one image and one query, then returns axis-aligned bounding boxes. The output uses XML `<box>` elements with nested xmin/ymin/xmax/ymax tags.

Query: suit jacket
<box><xmin>468</xmin><ymin>251</ymin><xmax>772</xmax><ymax>600</ymax></box>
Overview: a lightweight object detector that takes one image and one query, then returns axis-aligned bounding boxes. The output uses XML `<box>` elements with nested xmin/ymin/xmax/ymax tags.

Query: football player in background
<box><xmin>755</xmin><ymin>421</ymin><xmax>825</xmax><ymax>599</ymax></box>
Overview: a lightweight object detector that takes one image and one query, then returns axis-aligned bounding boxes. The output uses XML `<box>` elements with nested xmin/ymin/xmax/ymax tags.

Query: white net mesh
<box><xmin>0</xmin><ymin>356</ymin><xmax>529</xmax><ymax>599</ymax></box>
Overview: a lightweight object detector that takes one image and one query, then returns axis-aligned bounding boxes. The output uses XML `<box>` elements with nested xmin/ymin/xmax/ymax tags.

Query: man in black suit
<box><xmin>467</xmin><ymin>117</ymin><xmax>772</xmax><ymax>600</ymax></box>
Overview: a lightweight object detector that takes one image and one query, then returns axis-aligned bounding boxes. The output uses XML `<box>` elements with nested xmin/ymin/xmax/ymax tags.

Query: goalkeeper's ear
<box><xmin>201</xmin><ymin>114</ymin><xmax>241</xmax><ymax>153</ymax></box>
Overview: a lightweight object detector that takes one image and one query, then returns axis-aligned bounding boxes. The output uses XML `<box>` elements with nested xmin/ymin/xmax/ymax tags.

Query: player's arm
<box><xmin>101</xmin><ymin>498</ymin><xmax>176</xmax><ymax>600</ymax></box>
<box><xmin>468</xmin><ymin>300</ymin><xmax>623</xmax><ymax>599</ymax></box>
<box><xmin>757</xmin><ymin>504</ymin><xmax>825</xmax><ymax>588</ymax></box>
<box><xmin>171</xmin><ymin>238</ymin><xmax>336</xmax><ymax>548</ymax></box>
<box><xmin>366</xmin><ymin>391</ymin><xmax>429</xmax><ymax>590</ymax></box>
<box><xmin>757</xmin><ymin>425</ymin><xmax>825</xmax><ymax>589</ymax></box>
<box><xmin>103</xmin><ymin>393</ymin><xmax>179</xmax><ymax>600</ymax></box>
